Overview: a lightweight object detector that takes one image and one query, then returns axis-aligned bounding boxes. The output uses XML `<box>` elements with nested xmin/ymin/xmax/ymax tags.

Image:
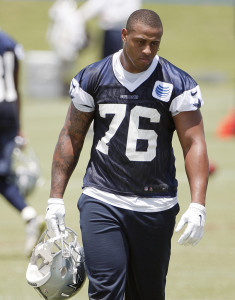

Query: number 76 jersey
<box><xmin>70</xmin><ymin>50</ymin><xmax>203</xmax><ymax>198</ymax></box>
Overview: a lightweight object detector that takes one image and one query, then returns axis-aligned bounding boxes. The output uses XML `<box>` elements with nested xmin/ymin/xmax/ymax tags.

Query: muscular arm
<box><xmin>174</xmin><ymin>110</ymin><xmax>209</xmax><ymax>206</ymax></box>
<box><xmin>50</xmin><ymin>103</ymin><xmax>94</xmax><ymax>198</ymax></box>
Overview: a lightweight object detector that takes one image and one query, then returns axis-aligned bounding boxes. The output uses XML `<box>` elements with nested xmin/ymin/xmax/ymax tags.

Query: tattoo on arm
<box><xmin>50</xmin><ymin>104</ymin><xmax>94</xmax><ymax>198</ymax></box>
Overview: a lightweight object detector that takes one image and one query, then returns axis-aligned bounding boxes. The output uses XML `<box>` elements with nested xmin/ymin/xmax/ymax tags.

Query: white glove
<box><xmin>45</xmin><ymin>198</ymin><xmax>65</xmax><ymax>237</ymax></box>
<box><xmin>175</xmin><ymin>203</ymin><xmax>206</xmax><ymax>246</ymax></box>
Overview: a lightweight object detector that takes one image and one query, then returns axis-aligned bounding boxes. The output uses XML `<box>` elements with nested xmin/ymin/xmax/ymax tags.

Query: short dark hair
<box><xmin>126</xmin><ymin>9</ymin><xmax>163</xmax><ymax>32</ymax></box>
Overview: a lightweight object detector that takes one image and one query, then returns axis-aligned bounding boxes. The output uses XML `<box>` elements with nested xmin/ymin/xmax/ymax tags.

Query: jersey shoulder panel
<box><xmin>158</xmin><ymin>57</ymin><xmax>203</xmax><ymax>115</ymax></box>
<box><xmin>0</xmin><ymin>31</ymin><xmax>17</xmax><ymax>55</ymax></box>
<box><xmin>73</xmin><ymin>55</ymin><xmax>114</xmax><ymax>96</ymax></box>
<box><xmin>158</xmin><ymin>56</ymin><xmax>198</xmax><ymax>96</ymax></box>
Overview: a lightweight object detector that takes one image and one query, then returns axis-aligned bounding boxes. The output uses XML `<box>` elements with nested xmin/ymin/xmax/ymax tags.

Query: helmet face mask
<box><xmin>26</xmin><ymin>227</ymin><xmax>86</xmax><ymax>300</ymax></box>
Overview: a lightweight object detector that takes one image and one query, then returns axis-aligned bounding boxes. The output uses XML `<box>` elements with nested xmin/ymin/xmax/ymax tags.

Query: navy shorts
<box><xmin>78</xmin><ymin>193</ymin><xmax>179</xmax><ymax>300</ymax></box>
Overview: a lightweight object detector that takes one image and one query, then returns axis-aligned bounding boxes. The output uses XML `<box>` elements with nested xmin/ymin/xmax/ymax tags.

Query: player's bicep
<box><xmin>64</xmin><ymin>102</ymin><xmax>94</xmax><ymax>141</ymax></box>
<box><xmin>173</xmin><ymin>110</ymin><xmax>205</xmax><ymax>155</ymax></box>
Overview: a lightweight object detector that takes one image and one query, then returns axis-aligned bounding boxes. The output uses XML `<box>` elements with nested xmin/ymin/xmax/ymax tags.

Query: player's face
<box><xmin>121</xmin><ymin>22</ymin><xmax>163</xmax><ymax>73</ymax></box>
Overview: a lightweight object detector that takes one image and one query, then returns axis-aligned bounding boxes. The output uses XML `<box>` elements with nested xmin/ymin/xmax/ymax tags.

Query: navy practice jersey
<box><xmin>70</xmin><ymin>51</ymin><xmax>203</xmax><ymax>198</ymax></box>
<box><xmin>0</xmin><ymin>31</ymin><xmax>23</xmax><ymax>130</ymax></box>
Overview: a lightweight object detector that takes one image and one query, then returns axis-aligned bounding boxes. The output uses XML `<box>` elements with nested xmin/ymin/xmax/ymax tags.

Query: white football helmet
<box><xmin>26</xmin><ymin>227</ymin><xmax>86</xmax><ymax>300</ymax></box>
<box><xmin>11</xmin><ymin>137</ymin><xmax>41</xmax><ymax>197</ymax></box>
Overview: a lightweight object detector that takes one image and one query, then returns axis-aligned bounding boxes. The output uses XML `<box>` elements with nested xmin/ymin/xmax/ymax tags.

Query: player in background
<box><xmin>0</xmin><ymin>29</ymin><xmax>45</xmax><ymax>257</ymax></box>
<box><xmin>46</xmin><ymin>0</ymin><xmax>142</xmax><ymax>92</ymax></box>
<box><xmin>77</xmin><ymin>0</ymin><xmax>142</xmax><ymax>58</ymax></box>
<box><xmin>45</xmin><ymin>9</ymin><xmax>209</xmax><ymax>300</ymax></box>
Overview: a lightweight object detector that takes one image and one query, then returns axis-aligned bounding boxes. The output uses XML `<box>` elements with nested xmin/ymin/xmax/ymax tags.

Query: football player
<box><xmin>0</xmin><ymin>30</ymin><xmax>45</xmax><ymax>257</ymax></box>
<box><xmin>76</xmin><ymin>0</ymin><xmax>142</xmax><ymax>58</ymax></box>
<box><xmin>46</xmin><ymin>9</ymin><xmax>209</xmax><ymax>300</ymax></box>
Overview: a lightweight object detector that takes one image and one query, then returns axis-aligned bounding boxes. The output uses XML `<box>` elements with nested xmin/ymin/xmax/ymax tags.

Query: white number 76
<box><xmin>96</xmin><ymin>104</ymin><xmax>160</xmax><ymax>162</ymax></box>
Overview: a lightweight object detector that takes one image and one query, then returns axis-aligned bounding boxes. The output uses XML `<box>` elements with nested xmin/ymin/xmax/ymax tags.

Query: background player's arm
<box><xmin>50</xmin><ymin>103</ymin><xmax>94</xmax><ymax>199</ymax></box>
<box><xmin>174</xmin><ymin>110</ymin><xmax>209</xmax><ymax>206</ymax></box>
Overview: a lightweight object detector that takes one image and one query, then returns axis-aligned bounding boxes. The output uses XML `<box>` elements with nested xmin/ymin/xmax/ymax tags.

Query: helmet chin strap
<box><xmin>61</xmin><ymin>231</ymin><xmax>70</xmax><ymax>258</ymax></box>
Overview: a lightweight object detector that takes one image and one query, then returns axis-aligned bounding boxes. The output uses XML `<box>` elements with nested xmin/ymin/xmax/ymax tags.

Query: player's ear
<box><xmin>121</xmin><ymin>28</ymin><xmax>128</xmax><ymax>43</ymax></box>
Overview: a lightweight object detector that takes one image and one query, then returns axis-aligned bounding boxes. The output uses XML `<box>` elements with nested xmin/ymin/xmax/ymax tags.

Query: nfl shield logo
<box><xmin>152</xmin><ymin>81</ymin><xmax>173</xmax><ymax>102</ymax></box>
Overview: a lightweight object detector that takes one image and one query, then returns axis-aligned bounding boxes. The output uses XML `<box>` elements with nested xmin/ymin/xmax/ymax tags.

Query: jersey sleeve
<box><xmin>69</xmin><ymin>77</ymin><xmax>95</xmax><ymax>112</ymax></box>
<box><xmin>159</xmin><ymin>57</ymin><xmax>204</xmax><ymax>116</ymax></box>
<box><xmin>169</xmin><ymin>84</ymin><xmax>204</xmax><ymax>116</ymax></box>
<box><xmin>14</xmin><ymin>44</ymin><xmax>25</xmax><ymax>60</ymax></box>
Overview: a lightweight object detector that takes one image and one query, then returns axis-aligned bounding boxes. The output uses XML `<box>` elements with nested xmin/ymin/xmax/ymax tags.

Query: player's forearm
<box><xmin>184</xmin><ymin>140</ymin><xmax>209</xmax><ymax>206</ymax></box>
<box><xmin>49</xmin><ymin>128</ymin><xmax>82</xmax><ymax>199</ymax></box>
<box><xmin>49</xmin><ymin>104</ymin><xmax>94</xmax><ymax>199</ymax></box>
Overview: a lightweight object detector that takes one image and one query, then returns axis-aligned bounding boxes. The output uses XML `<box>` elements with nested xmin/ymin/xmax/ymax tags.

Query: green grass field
<box><xmin>0</xmin><ymin>1</ymin><xmax>235</xmax><ymax>299</ymax></box>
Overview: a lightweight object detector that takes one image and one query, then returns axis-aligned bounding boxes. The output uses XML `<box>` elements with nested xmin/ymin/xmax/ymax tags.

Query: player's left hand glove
<box><xmin>175</xmin><ymin>203</ymin><xmax>206</xmax><ymax>246</ymax></box>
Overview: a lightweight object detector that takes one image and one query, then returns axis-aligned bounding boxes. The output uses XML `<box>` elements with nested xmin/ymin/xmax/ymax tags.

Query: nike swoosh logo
<box><xmin>191</xmin><ymin>91</ymin><xmax>197</xmax><ymax>96</ymax></box>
